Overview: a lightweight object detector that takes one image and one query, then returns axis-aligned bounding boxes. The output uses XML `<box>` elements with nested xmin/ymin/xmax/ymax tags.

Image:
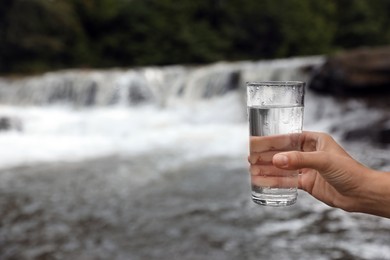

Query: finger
<box><xmin>249</xmin><ymin>151</ymin><xmax>280</xmax><ymax>165</ymax></box>
<box><xmin>250</xmin><ymin>164</ymin><xmax>295</xmax><ymax>176</ymax></box>
<box><xmin>272</xmin><ymin>151</ymin><xmax>356</xmax><ymax>187</ymax></box>
<box><xmin>300</xmin><ymin>131</ymin><xmax>350</xmax><ymax>156</ymax></box>
<box><xmin>252</xmin><ymin>174</ymin><xmax>298</xmax><ymax>188</ymax></box>
<box><xmin>273</xmin><ymin>151</ymin><xmax>332</xmax><ymax>172</ymax></box>
<box><xmin>250</xmin><ymin>134</ymin><xmax>300</xmax><ymax>153</ymax></box>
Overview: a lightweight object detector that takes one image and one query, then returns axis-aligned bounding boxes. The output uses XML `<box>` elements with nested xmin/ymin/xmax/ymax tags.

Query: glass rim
<box><xmin>246</xmin><ymin>81</ymin><xmax>305</xmax><ymax>87</ymax></box>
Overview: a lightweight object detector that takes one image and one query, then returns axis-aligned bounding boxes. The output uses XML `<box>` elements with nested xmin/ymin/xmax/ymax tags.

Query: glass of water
<box><xmin>247</xmin><ymin>81</ymin><xmax>305</xmax><ymax>206</ymax></box>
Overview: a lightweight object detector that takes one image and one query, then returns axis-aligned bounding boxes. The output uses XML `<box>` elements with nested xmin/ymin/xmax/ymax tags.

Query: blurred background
<box><xmin>0</xmin><ymin>0</ymin><xmax>390</xmax><ymax>259</ymax></box>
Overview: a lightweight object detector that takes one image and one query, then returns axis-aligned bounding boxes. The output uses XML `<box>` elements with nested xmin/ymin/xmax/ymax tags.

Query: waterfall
<box><xmin>0</xmin><ymin>56</ymin><xmax>324</xmax><ymax>107</ymax></box>
<box><xmin>2</xmin><ymin>55</ymin><xmax>387</xmax><ymax>171</ymax></box>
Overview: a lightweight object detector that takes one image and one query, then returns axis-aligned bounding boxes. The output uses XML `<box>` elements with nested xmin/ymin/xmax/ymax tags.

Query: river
<box><xmin>0</xmin><ymin>56</ymin><xmax>389</xmax><ymax>259</ymax></box>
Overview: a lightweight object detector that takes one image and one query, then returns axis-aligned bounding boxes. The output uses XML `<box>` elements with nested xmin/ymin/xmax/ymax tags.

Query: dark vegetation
<box><xmin>1</xmin><ymin>0</ymin><xmax>390</xmax><ymax>74</ymax></box>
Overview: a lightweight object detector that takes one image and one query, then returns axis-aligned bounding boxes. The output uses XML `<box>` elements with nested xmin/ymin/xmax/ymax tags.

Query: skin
<box><xmin>249</xmin><ymin>131</ymin><xmax>390</xmax><ymax>218</ymax></box>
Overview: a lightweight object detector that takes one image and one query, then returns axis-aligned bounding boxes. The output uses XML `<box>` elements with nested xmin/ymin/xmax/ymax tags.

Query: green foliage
<box><xmin>333</xmin><ymin>0</ymin><xmax>390</xmax><ymax>48</ymax></box>
<box><xmin>216</xmin><ymin>0</ymin><xmax>336</xmax><ymax>59</ymax></box>
<box><xmin>0</xmin><ymin>0</ymin><xmax>87</xmax><ymax>73</ymax></box>
<box><xmin>0</xmin><ymin>0</ymin><xmax>390</xmax><ymax>74</ymax></box>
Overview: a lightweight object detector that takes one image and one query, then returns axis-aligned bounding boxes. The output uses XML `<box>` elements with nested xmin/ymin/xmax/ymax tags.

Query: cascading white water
<box><xmin>0</xmin><ymin>55</ymin><xmax>388</xmax><ymax>172</ymax></box>
<box><xmin>0</xmin><ymin>56</ymin><xmax>323</xmax><ymax>106</ymax></box>
<box><xmin>0</xmin><ymin>56</ymin><xmax>326</xmax><ymax>170</ymax></box>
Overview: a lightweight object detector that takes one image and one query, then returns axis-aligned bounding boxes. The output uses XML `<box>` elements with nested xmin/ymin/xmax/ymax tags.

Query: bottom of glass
<box><xmin>251</xmin><ymin>187</ymin><xmax>297</xmax><ymax>207</ymax></box>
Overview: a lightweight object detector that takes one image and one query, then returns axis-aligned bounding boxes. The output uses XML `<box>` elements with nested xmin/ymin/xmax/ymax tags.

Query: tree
<box><xmin>333</xmin><ymin>0</ymin><xmax>390</xmax><ymax>48</ymax></box>
<box><xmin>1</xmin><ymin>0</ymin><xmax>390</xmax><ymax>74</ymax></box>
<box><xmin>0</xmin><ymin>0</ymin><xmax>86</xmax><ymax>73</ymax></box>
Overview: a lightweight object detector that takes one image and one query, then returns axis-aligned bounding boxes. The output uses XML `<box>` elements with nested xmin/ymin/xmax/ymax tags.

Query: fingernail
<box><xmin>274</xmin><ymin>154</ymin><xmax>289</xmax><ymax>167</ymax></box>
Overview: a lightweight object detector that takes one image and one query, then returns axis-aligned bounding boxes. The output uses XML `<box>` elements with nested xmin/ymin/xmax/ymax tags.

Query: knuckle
<box><xmin>290</xmin><ymin>151</ymin><xmax>304</xmax><ymax>168</ymax></box>
<box><xmin>317</xmin><ymin>151</ymin><xmax>333</xmax><ymax>171</ymax></box>
<box><xmin>250</xmin><ymin>165</ymin><xmax>260</xmax><ymax>175</ymax></box>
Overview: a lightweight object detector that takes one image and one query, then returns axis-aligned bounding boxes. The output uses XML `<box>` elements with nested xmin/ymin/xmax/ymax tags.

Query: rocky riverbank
<box><xmin>0</xmin><ymin>152</ymin><xmax>389</xmax><ymax>260</ymax></box>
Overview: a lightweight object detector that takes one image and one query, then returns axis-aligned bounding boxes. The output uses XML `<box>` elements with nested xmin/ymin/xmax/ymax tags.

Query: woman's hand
<box><xmin>251</xmin><ymin>131</ymin><xmax>390</xmax><ymax>217</ymax></box>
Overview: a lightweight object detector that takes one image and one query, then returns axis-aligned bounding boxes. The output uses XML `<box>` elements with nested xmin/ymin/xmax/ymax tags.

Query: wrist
<box><xmin>358</xmin><ymin>169</ymin><xmax>390</xmax><ymax>218</ymax></box>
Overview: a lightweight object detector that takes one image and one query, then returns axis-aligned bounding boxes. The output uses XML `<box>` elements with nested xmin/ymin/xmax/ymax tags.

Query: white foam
<box><xmin>0</xmin><ymin>55</ymin><xmax>387</xmax><ymax>171</ymax></box>
<box><xmin>0</xmin><ymin>92</ymin><xmax>248</xmax><ymax>169</ymax></box>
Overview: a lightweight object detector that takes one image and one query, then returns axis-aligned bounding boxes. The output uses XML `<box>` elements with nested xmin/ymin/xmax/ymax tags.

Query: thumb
<box><xmin>272</xmin><ymin>150</ymin><xmax>368</xmax><ymax>199</ymax></box>
<box><xmin>273</xmin><ymin>151</ymin><xmax>338</xmax><ymax>177</ymax></box>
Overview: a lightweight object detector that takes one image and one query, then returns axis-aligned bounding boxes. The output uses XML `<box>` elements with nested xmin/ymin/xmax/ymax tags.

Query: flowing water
<box><xmin>0</xmin><ymin>56</ymin><xmax>390</xmax><ymax>259</ymax></box>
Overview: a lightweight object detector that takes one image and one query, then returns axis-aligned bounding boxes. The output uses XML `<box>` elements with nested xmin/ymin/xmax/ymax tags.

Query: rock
<box><xmin>379</xmin><ymin>128</ymin><xmax>390</xmax><ymax>144</ymax></box>
<box><xmin>0</xmin><ymin>116</ymin><xmax>22</xmax><ymax>132</ymax></box>
<box><xmin>343</xmin><ymin>117</ymin><xmax>390</xmax><ymax>146</ymax></box>
<box><xmin>309</xmin><ymin>46</ymin><xmax>390</xmax><ymax>95</ymax></box>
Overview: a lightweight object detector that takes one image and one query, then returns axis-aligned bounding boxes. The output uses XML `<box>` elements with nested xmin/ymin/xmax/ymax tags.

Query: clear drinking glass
<box><xmin>247</xmin><ymin>81</ymin><xmax>305</xmax><ymax>206</ymax></box>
